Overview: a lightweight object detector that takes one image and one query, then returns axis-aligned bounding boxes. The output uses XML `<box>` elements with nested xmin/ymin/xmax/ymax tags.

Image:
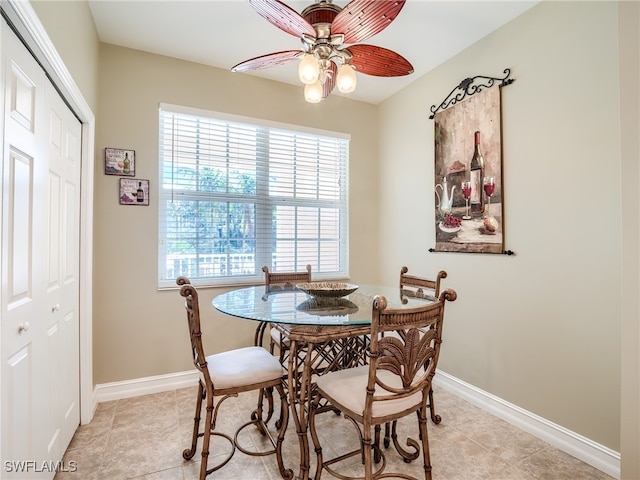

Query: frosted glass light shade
<box><xmin>337</xmin><ymin>64</ymin><xmax>357</xmax><ymax>93</ymax></box>
<box><xmin>298</xmin><ymin>54</ymin><xmax>320</xmax><ymax>85</ymax></box>
<box><xmin>304</xmin><ymin>81</ymin><xmax>323</xmax><ymax>103</ymax></box>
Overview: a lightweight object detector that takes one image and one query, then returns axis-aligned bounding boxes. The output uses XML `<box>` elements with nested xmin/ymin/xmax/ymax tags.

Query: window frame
<box><xmin>157</xmin><ymin>103</ymin><xmax>350</xmax><ymax>288</ymax></box>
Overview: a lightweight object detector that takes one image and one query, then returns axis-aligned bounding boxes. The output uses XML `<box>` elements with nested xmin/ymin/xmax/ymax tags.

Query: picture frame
<box><xmin>119</xmin><ymin>178</ymin><xmax>149</xmax><ymax>206</ymax></box>
<box><xmin>105</xmin><ymin>147</ymin><xmax>135</xmax><ymax>176</ymax></box>
<box><xmin>433</xmin><ymin>86</ymin><xmax>504</xmax><ymax>254</ymax></box>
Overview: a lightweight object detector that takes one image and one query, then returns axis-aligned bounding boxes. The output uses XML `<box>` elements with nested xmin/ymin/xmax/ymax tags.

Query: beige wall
<box><xmin>30</xmin><ymin>0</ymin><xmax>100</xmax><ymax>113</ymax></box>
<box><xmin>619</xmin><ymin>2</ymin><xmax>640</xmax><ymax>478</ymax></box>
<box><xmin>94</xmin><ymin>44</ymin><xmax>379</xmax><ymax>385</ymax></box>
<box><xmin>378</xmin><ymin>1</ymin><xmax>622</xmax><ymax>452</ymax></box>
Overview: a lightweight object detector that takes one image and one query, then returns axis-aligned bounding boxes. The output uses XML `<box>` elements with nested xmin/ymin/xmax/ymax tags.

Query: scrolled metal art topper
<box><xmin>429</xmin><ymin>68</ymin><xmax>514</xmax><ymax>120</ymax></box>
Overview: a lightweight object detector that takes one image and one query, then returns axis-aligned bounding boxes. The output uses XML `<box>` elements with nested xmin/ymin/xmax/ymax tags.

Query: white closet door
<box><xmin>1</xmin><ymin>21</ymin><xmax>81</xmax><ymax>479</ymax></box>
<box><xmin>43</xmin><ymin>73</ymin><xmax>82</xmax><ymax>468</ymax></box>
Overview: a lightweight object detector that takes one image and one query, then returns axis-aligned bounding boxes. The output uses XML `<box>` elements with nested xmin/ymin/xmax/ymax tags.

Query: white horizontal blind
<box><xmin>158</xmin><ymin>104</ymin><xmax>349</xmax><ymax>287</ymax></box>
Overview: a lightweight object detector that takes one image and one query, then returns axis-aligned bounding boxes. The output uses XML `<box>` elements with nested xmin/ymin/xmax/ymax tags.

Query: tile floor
<box><xmin>55</xmin><ymin>384</ymin><xmax>614</xmax><ymax>480</ymax></box>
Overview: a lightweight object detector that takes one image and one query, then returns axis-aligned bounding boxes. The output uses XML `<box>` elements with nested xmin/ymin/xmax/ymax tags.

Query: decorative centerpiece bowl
<box><xmin>296</xmin><ymin>297</ymin><xmax>359</xmax><ymax>316</ymax></box>
<box><xmin>296</xmin><ymin>282</ymin><xmax>359</xmax><ymax>298</ymax></box>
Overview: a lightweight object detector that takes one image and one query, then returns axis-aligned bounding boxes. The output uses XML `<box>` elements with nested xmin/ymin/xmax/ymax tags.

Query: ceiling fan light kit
<box><xmin>304</xmin><ymin>81</ymin><xmax>324</xmax><ymax>103</ymax></box>
<box><xmin>336</xmin><ymin>63</ymin><xmax>356</xmax><ymax>93</ymax></box>
<box><xmin>298</xmin><ymin>53</ymin><xmax>320</xmax><ymax>84</ymax></box>
<box><xmin>231</xmin><ymin>0</ymin><xmax>414</xmax><ymax>103</ymax></box>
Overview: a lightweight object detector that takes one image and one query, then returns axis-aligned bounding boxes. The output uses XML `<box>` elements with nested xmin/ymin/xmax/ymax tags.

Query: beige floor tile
<box><xmin>429</xmin><ymin>427</ymin><xmax>511</xmax><ymax>480</ymax></box>
<box><xmin>58</xmin><ymin>388</ymin><xmax>613</xmax><ymax>480</ymax></box>
<box><xmin>130</xmin><ymin>465</ymin><xmax>185</xmax><ymax>479</ymax></box>
<box><xmin>66</xmin><ymin>420</ymin><xmax>112</xmax><ymax>452</ymax></box>
<box><xmin>461</xmin><ymin>415</ymin><xmax>549</xmax><ymax>464</ymax></box>
<box><xmin>488</xmin><ymin>465</ymin><xmax>539</xmax><ymax>480</ymax></box>
<box><xmin>54</xmin><ymin>447</ymin><xmax>103</xmax><ymax>480</ymax></box>
<box><xmin>515</xmin><ymin>447</ymin><xmax>614</xmax><ymax>480</ymax></box>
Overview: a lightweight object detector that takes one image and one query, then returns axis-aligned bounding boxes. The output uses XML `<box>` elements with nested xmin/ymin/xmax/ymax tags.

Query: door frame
<box><xmin>1</xmin><ymin>0</ymin><xmax>95</xmax><ymax>425</ymax></box>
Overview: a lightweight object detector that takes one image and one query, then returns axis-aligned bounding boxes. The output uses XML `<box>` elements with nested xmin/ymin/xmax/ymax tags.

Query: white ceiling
<box><xmin>87</xmin><ymin>0</ymin><xmax>539</xmax><ymax>105</ymax></box>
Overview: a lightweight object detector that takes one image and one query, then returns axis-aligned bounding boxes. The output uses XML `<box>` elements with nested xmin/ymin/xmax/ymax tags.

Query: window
<box><xmin>158</xmin><ymin>104</ymin><xmax>350</xmax><ymax>288</ymax></box>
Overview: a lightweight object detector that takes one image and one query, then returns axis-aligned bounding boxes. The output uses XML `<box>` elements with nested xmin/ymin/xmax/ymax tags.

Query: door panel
<box><xmin>4</xmin><ymin>346</ymin><xmax>33</xmax><ymax>465</ymax></box>
<box><xmin>2</xmin><ymin>22</ymin><xmax>49</xmax><ymax>476</ymax></box>
<box><xmin>9</xmin><ymin>61</ymin><xmax>35</xmax><ymax>132</ymax></box>
<box><xmin>45</xmin><ymin>322</ymin><xmax>60</xmax><ymax>457</ymax></box>
<box><xmin>7</xmin><ymin>150</ymin><xmax>33</xmax><ymax>306</ymax></box>
<box><xmin>48</xmin><ymin>172</ymin><xmax>61</xmax><ymax>290</ymax></box>
<box><xmin>45</xmin><ymin>79</ymin><xmax>80</xmax><ymax>460</ymax></box>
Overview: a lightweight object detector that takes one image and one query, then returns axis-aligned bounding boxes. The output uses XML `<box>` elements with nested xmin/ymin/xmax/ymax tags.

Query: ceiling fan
<box><xmin>231</xmin><ymin>0</ymin><xmax>414</xmax><ymax>103</ymax></box>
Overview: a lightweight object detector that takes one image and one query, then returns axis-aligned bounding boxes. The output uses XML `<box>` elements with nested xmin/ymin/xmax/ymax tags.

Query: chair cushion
<box><xmin>270</xmin><ymin>327</ymin><xmax>290</xmax><ymax>347</ymax></box>
<box><xmin>315</xmin><ymin>365</ymin><xmax>423</xmax><ymax>420</ymax></box>
<box><xmin>205</xmin><ymin>346</ymin><xmax>284</xmax><ymax>390</ymax></box>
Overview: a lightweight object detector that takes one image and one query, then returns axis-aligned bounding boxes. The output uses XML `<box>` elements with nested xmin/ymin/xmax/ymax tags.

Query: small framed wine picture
<box><xmin>105</xmin><ymin>147</ymin><xmax>135</xmax><ymax>176</ymax></box>
<box><xmin>119</xmin><ymin>178</ymin><xmax>149</xmax><ymax>206</ymax></box>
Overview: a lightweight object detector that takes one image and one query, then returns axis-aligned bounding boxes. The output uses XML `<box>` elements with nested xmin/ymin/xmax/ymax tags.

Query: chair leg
<box><xmin>273</xmin><ymin>341</ymin><xmax>288</xmax><ymax>430</ymax></box>
<box><xmin>308</xmin><ymin>394</ymin><xmax>324</xmax><ymax>480</ymax></box>
<box><xmin>390</xmin><ymin>419</ymin><xmax>420</xmax><ymax>463</ymax></box>
<box><xmin>252</xmin><ymin>386</ymin><xmax>275</xmax><ymax>435</ymax></box>
<box><xmin>383</xmin><ymin>421</ymin><xmax>391</xmax><ymax>448</ymax></box>
<box><xmin>180</xmin><ymin>387</ymin><xmax>238</xmax><ymax>479</ymax></box>
<box><xmin>428</xmin><ymin>387</ymin><xmax>441</xmax><ymax>424</ymax></box>
<box><xmin>183</xmin><ymin>380</ymin><xmax>204</xmax><ymax>461</ymax></box>
<box><xmin>418</xmin><ymin>406</ymin><xmax>433</xmax><ymax>480</ymax></box>
<box><xmin>199</xmin><ymin>392</ymin><xmax>215</xmax><ymax>480</ymax></box>
<box><xmin>363</xmin><ymin>424</ymin><xmax>374</xmax><ymax>480</ymax></box>
<box><xmin>374</xmin><ymin>424</ymin><xmax>382</xmax><ymax>463</ymax></box>
<box><xmin>274</xmin><ymin>383</ymin><xmax>294</xmax><ymax>480</ymax></box>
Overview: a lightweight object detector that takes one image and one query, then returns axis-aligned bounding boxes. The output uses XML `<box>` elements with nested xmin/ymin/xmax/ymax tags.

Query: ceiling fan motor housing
<box><xmin>301</xmin><ymin>0</ymin><xmax>350</xmax><ymax>69</ymax></box>
<box><xmin>301</xmin><ymin>0</ymin><xmax>341</xmax><ymax>26</ymax></box>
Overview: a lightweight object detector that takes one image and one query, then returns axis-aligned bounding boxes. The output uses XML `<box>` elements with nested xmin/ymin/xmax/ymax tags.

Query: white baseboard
<box><xmin>434</xmin><ymin>371</ymin><xmax>620</xmax><ymax>479</ymax></box>
<box><xmin>90</xmin><ymin>369</ymin><xmax>620</xmax><ymax>479</ymax></box>
<box><xmin>92</xmin><ymin>370</ymin><xmax>199</xmax><ymax>408</ymax></box>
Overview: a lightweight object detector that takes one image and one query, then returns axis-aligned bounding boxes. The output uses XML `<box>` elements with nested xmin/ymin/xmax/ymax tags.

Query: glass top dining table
<box><xmin>212</xmin><ymin>283</ymin><xmax>439</xmax><ymax>480</ymax></box>
<box><xmin>212</xmin><ymin>283</ymin><xmax>437</xmax><ymax>326</ymax></box>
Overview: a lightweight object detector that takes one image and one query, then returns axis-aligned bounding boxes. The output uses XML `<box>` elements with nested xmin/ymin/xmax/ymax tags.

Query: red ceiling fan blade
<box><xmin>248</xmin><ymin>0</ymin><xmax>316</xmax><ymax>39</ymax></box>
<box><xmin>332</xmin><ymin>0</ymin><xmax>406</xmax><ymax>44</ymax></box>
<box><xmin>323</xmin><ymin>62</ymin><xmax>338</xmax><ymax>98</ymax></box>
<box><xmin>348</xmin><ymin>44</ymin><xmax>413</xmax><ymax>77</ymax></box>
<box><xmin>231</xmin><ymin>50</ymin><xmax>301</xmax><ymax>72</ymax></box>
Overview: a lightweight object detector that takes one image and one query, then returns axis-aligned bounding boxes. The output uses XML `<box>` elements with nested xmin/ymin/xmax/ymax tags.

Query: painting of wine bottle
<box><xmin>119</xmin><ymin>178</ymin><xmax>149</xmax><ymax>206</ymax></box>
<box><xmin>433</xmin><ymin>86</ymin><xmax>504</xmax><ymax>254</ymax></box>
<box><xmin>105</xmin><ymin>147</ymin><xmax>135</xmax><ymax>176</ymax></box>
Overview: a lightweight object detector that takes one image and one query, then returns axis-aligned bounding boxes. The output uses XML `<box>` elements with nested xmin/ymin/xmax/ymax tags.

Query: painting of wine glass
<box><xmin>433</xmin><ymin>86</ymin><xmax>504</xmax><ymax>254</ymax></box>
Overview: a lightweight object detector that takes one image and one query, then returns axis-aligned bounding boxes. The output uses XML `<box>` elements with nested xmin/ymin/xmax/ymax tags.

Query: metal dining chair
<box><xmin>253</xmin><ymin>265</ymin><xmax>312</xmax><ymax>428</ymax></box>
<box><xmin>176</xmin><ymin>277</ymin><xmax>291</xmax><ymax>480</ymax></box>
<box><xmin>308</xmin><ymin>289</ymin><xmax>457</xmax><ymax>480</ymax></box>
<box><xmin>256</xmin><ymin>264</ymin><xmax>312</xmax><ymax>360</ymax></box>
<box><xmin>399</xmin><ymin>266</ymin><xmax>447</xmax><ymax>424</ymax></box>
<box><xmin>379</xmin><ymin>266</ymin><xmax>449</xmax><ymax>455</ymax></box>
<box><xmin>400</xmin><ymin>265</ymin><xmax>447</xmax><ymax>301</ymax></box>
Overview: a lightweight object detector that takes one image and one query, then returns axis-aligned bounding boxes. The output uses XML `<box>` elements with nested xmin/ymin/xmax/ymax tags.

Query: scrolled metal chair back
<box><xmin>368</xmin><ymin>289</ymin><xmax>457</xmax><ymax>404</ymax></box>
<box><xmin>399</xmin><ymin>265</ymin><xmax>447</xmax><ymax>300</ymax></box>
<box><xmin>177</xmin><ymin>276</ymin><xmax>212</xmax><ymax>386</ymax></box>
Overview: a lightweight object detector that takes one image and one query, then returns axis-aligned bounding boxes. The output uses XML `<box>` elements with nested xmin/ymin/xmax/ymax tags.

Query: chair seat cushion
<box><xmin>315</xmin><ymin>365</ymin><xmax>423</xmax><ymax>421</ymax></box>
<box><xmin>270</xmin><ymin>327</ymin><xmax>290</xmax><ymax>347</ymax></box>
<box><xmin>206</xmin><ymin>346</ymin><xmax>284</xmax><ymax>390</ymax></box>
